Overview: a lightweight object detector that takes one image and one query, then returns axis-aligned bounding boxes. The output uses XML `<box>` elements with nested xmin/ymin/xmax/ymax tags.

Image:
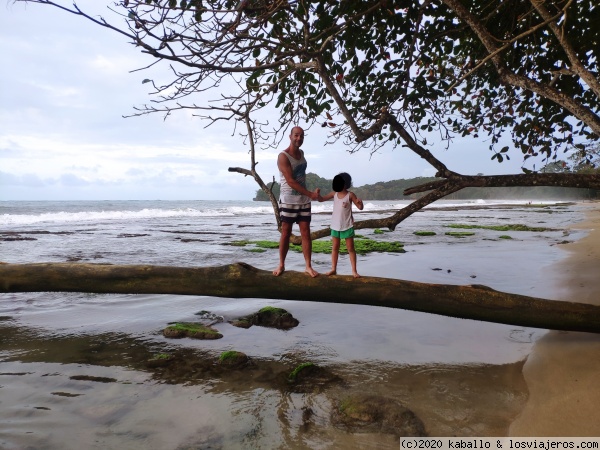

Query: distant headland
<box><xmin>254</xmin><ymin>173</ymin><xmax>599</xmax><ymax>201</ymax></box>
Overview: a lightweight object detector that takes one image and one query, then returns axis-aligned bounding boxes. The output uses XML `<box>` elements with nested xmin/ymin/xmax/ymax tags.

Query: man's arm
<box><xmin>277</xmin><ymin>153</ymin><xmax>319</xmax><ymax>200</ymax></box>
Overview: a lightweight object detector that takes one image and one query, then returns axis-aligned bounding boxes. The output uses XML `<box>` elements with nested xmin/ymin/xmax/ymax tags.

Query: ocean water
<box><xmin>0</xmin><ymin>199</ymin><xmax>589</xmax><ymax>447</ymax></box>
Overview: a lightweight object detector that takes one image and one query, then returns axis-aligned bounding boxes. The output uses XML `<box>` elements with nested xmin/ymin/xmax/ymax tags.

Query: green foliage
<box><xmin>256</xmin><ymin>174</ymin><xmax>598</xmax><ymax>201</ymax></box>
<box><xmin>567</xmin><ymin>143</ymin><xmax>600</xmax><ymax>173</ymax></box>
<box><xmin>540</xmin><ymin>161</ymin><xmax>572</xmax><ymax>173</ymax></box>
<box><xmin>351</xmin><ymin>177</ymin><xmax>438</xmax><ymax>200</ymax></box>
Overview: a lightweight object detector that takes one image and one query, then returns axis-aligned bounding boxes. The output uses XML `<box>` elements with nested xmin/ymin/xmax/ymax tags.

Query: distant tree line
<box><xmin>255</xmin><ymin>172</ymin><xmax>600</xmax><ymax>202</ymax></box>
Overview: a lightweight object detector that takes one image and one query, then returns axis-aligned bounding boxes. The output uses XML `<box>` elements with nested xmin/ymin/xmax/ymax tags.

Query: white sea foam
<box><xmin>0</xmin><ymin>205</ymin><xmax>275</xmax><ymax>226</ymax></box>
<box><xmin>0</xmin><ymin>199</ymin><xmax>565</xmax><ymax>226</ymax></box>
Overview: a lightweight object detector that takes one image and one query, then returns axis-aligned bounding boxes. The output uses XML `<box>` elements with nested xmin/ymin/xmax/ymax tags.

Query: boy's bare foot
<box><xmin>326</xmin><ymin>269</ymin><xmax>337</xmax><ymax>276</ymax></box>
<box><xmin>352</xmin><ymin>272</ymin><xmax>361</xmax><ymax>278</ymax></box>
<box><xmin>305</xmin><ymin>267</ymin><xmax>319</xmax><ymax>278</ymax></box>
<box><xmin>273</xmin><ymin>265</ymin><xmax>285</xmax><ymax>276</ymax></box>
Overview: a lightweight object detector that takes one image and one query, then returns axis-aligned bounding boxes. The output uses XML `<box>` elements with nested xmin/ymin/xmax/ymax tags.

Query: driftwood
<box><xmin>1</xmin><ymin>262</ymin><xmax>599</xmax><ymax>334</ymax></box>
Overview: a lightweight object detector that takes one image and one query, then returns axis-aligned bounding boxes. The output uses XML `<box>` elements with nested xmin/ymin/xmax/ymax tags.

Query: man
<box><xmin>273</xmin><ymin>126</ymin><xmax>320</xmax><ymax>277</ymax></box>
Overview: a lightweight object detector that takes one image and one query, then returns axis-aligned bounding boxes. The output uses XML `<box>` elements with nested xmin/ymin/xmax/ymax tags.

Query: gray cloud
<box><xmin>59</xmin><ymin>173</ymin><xmax>91</xmax><ymax>186</ymax></box>
<box><xmin>0</xmin><ymin>171</ymin><xmax>47</xmax><ymax>187</ymax></box>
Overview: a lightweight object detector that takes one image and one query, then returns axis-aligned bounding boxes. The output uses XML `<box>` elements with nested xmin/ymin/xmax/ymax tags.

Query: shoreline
<box><xmin>509</xmin><ymin>201</ymin><xmax>600</xmax><ymax>436</ymax></box>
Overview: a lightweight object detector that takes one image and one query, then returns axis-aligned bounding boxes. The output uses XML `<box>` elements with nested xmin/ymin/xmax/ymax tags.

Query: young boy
<box><xmin>318</xmin><ymin>172</ymin><xmax>364</xmax><ymax>278</ymax></box>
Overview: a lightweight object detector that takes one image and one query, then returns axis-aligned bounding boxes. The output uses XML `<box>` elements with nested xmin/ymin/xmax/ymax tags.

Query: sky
<box><xmin>1</xmin><ymin>1</ymin><xmax>545</xmax><ymax>201</ymax></box>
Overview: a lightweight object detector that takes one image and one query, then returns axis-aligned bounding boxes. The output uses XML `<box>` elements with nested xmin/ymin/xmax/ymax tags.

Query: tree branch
<box><xmin>405</xmin><ymin>172</ymin><xmax>600</xmax><ymax>196</ymax></box>
<box><xmin>529</xmin><ymin>0</ymin><xmax>600</xmax><ymax>99</ymax></box>
<box><xmin>442</xmin><ymin>0</ymin><xmax>600</xmax><ymax>137</ymax></box>
<box><xmin>2</xmin><ymin>262</ymin><xmax>600</xmax><ymax>334</ymax></box>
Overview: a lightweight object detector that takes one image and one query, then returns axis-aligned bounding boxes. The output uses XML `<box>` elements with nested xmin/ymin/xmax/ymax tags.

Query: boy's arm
<box><xmin>350</xmin><ymin>192</ymin><xmax>364</xmax><ymax>210</ymax></box>
<box><xmin>318</xmin><ymin>191</ymin><xmax>336</xmax><ymax>202</ymax></box>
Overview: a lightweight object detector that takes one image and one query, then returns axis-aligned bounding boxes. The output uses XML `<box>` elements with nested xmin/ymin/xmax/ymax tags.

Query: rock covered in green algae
<box><xmin>287</xmin><ymin>362</ymin><xmax>342</xmax><ymax>393</ymax></box>
<box><xmin>333</xmin><ymin>395</ymin><xmax>427</xmax><ymax>437</ymax></box>
<box><xmin>243</xmin><ymin>238</ymin><xmax>405</xmax><ymax>255</ymax></box>
<box><xmin>289</xmin><ymin>362</ymin><xmax>316</xmax><ymax>382</ymax></box>
<box><xmin>218</xmin><ymin>350</ymin><xmax>250</xmax><ymax>368</ymax></box>
<box><xmin>230</xmin><ymin>306</ymin><xmax>299</xmax><ymax>330</ymax></box>
<box><xmin>163</xmin><ymin>322</ymin><xmax>223</xmax><ymax>339</ymax></box>
<box><xmin>146</xmin><ymin>353</ymin><xmax>175</xmax><ymax>368</ymax></box>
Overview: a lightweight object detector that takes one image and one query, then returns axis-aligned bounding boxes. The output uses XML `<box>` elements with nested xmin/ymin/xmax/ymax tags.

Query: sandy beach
<box><xmin>509</xmin><ymin>201</ymin><xmax>600</xmax><ymax>436</ymax></box>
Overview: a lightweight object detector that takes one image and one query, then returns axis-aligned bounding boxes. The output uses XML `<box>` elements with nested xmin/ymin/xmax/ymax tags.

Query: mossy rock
<box><xmin>221</xmin><ymin>240</ymin><xmax>251</xmax><ymax>247</ymax></box>
<box><xmin>251</xmin><ymin>239</ymin><xmax>404</xmax><ymax>256</ymax></box>
<box><xmin>333</xmin><ymin>394</ymin><xmax>427</xmax><ymax>437</ymax></box>
<box><xmin>445</xmin><ymin>231</ymin><xmax>475</xmax><ymax>238</ymax></box>
<box><xmin>147</xmin><ymin>353</ymin><xmax>174</xmax><ymax>368</ymax></box>
<box><xmin>218</xmin><ymin>350</ymin><xmax>250</xmax><ymax>368</ymax></box>
<box><xmin>244</xmin><ymin>248</ymin><xmax>267</xmax><ymax>253</ymax></box>
<box><xmin>229</xmin><ymin>318</ymin><xmax>253</xmax><ymax>329</ymax></box>
<box><xmin>253</xmin><ymin>240</ymin><xmax>281</xmax><ymax>249</ymax></box>
<box><xmin>354</xmin><ymin>240</ymin><xmax>405</xmax><ymax>255</ymax></box>
<box><xmin>256</xmin><ymin>306</ymin><xmax>299</xmax><ymax>329</ymax></box>
<box><xmin>230</xmin><ymin>306</ymin><xmax>299</xmax><ymax>330</ymax></box>
<box><xmin>414</xmin><ymin>231</ymin><xmax>436</xmax><ymax>236</ymax></box>
<box><xmin>163</xmin><ymin>322</ymin><xmax>223</xmax><ymax>339</ymax></box>
<box><xmin>446</xmin><ymin>223</ymin><xmax>556</xmax><ymax>232</ymax></box>
<box><xmin>287</xmin><ymin>362</ymin><xmax>342</xmax><ymax>393</ymax></box>
<box><xmin>289</xmin><ymin>362</ymin><xmax>316</xmax><ymax>382</ymax></box>
<box><xmin>294</xmin><ymin>239</ymin><xmax>405</xmax><ymax>255</ymax></box>
<box><xmin>498</xmin><ymin>235</ymin><xmax>513</xmax><ymax>239</ymax></box>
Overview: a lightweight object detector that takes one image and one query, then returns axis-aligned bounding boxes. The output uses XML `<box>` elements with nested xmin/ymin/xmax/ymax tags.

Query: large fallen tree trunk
<box><xmin>1</xmin><ymin>262</ymin><xmax>599</xmax><ymax>334</ymax></box>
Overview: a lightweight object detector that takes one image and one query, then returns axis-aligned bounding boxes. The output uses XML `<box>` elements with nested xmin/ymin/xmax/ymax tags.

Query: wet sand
<box><xmin>509</xmin><ymin>202</ymin><xmax>600</xmax><ymax>436</ymax></box>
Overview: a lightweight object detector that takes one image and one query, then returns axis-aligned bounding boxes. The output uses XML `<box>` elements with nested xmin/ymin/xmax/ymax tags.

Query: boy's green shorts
<box><xmin>331</xmin><ymin>227</ymin><xmax>355</xmax><ymax>239</ymax></box>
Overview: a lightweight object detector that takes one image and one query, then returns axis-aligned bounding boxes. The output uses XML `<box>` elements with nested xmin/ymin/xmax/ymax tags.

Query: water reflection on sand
<box><xmin>1</xmin><ymin>311</ymin><xmax>529</xmax><ymax>449</ymax></box>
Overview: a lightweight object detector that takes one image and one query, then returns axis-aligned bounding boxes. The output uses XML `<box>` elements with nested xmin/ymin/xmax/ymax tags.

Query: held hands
<box><xmin>311</xmin><ymin>188</ymin><xmax>321</xmax><ymax>201</ymax></box>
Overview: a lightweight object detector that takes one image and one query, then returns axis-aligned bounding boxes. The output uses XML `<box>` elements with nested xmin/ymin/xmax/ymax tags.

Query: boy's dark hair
<box><xmin>332</xmin><ymin>172</ymin><xmax>352</xmax><ymax>192</ymax></box>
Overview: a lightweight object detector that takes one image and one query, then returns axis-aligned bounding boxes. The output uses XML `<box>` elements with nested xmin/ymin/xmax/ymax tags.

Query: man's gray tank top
<box><xmin>279</xmin><ymin>150</ymin><xmax>310</xmax><ymax>205</ymax></box>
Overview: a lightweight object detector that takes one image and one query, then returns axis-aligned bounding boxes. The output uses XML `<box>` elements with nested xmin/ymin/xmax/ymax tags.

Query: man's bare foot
<box><xmin>326</xmin><ymin>269</ymin><xmax>337</xmax><ymax>276</ymax></box>
<box><xmin>305</xmin><ymin>267</ymin><xmax>319</xmax><ymax>278</ymax></box>
<box><xmin>352</xmin><ymin>272</ymin><xmax>361</xmax><ymax>278</ymax></box>
<box><xmin>273</xmin><ymin>265</ymin><xmax>285</xmax><ymax>276</ymax></box>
